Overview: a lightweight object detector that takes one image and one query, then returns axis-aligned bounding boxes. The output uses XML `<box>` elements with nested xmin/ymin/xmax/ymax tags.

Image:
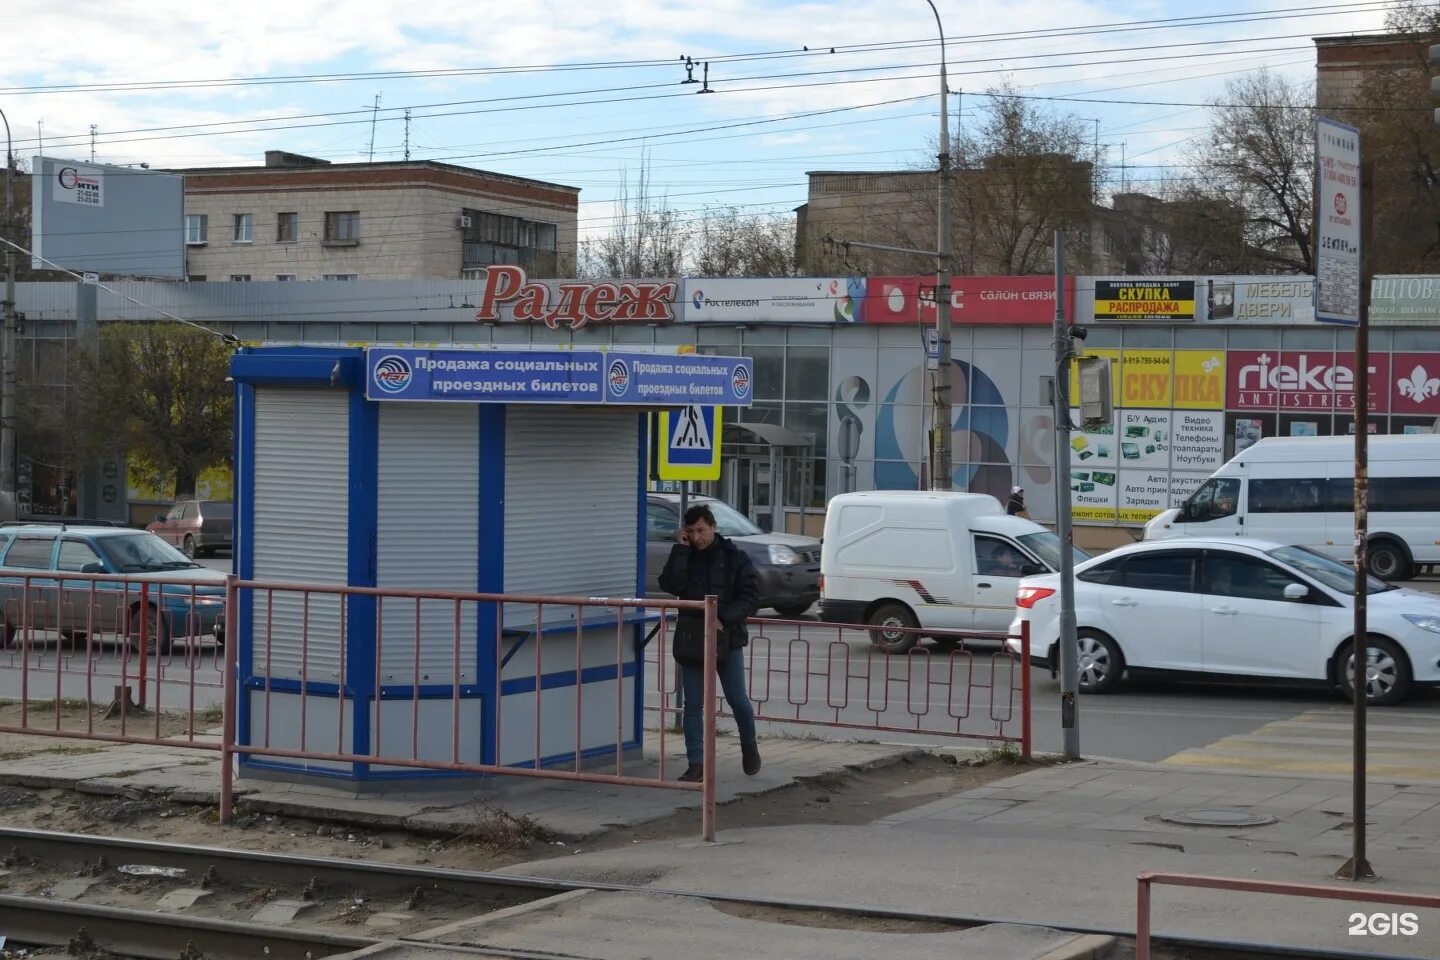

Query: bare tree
<box><xmin>579</xmin><ymin>154</ymin><xmax>688</xmax><ymax>278</ymax></box>
<box><xmin>691</xmin><ymin>206</ymin><xmax>796</xmax><ymax>277</ymax></box>
<box><xmin>1179</xmin><ymin>69</ymin><xmax>1314</xmax><ymax>273</ymax></box>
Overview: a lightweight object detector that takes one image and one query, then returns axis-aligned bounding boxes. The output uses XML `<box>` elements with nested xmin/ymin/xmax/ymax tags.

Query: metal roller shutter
<box><xmin>376</xmin><ymin>403</ymin><xmax>479</xmax><ymax>684</ymax></box>
<box><xmin>252</xmin><ymin>388</ymin><xmax>349</xmax><ymax>681</ymax></box>
<box><xmin>504</xmin><ymin>407</ymin><xmax>638</xmax><ymax>628</ymax></box>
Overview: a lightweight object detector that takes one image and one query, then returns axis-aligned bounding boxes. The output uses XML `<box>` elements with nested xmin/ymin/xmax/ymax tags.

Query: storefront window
<box><xmin>747</xmin><ymin>346</ymin><xmax>785</xmax><ymax>400</ymax></box>
<box><xmin>784</xmin><ymin>347</ymin><xmax>829</xmax><ymax>401</ymax></box>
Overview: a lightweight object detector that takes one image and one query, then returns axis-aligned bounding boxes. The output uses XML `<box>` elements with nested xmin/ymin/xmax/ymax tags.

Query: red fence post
<box><xmin>1136</xmin><ymin>875</ymin><xmax>1152</xmax><ymax>960</ymax></box>
<box><xmin>1020</xmin><ymin>620</ymin><xmax>1032</xmax><ymax>760</ymax></box>
<box><xmin>701</xmin><ymin>594</ymin><xmax>718</xmax><ymax>842</ymax></box>
<box><xmin>138</xmin><ymin>582</ymin><xmax>150</xmax><ymax>709</ymax></box>
<box><xmin>219</xmin><ymin>575</ymin><xmax>239</xmax><ymax>825</ymax></box>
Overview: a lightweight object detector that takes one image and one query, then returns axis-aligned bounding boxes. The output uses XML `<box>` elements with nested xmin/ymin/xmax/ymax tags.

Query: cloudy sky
<box><xmin>2</xmin><ymin>0</ymin><xmax>1393</xmax><ymax>241</ymax></box>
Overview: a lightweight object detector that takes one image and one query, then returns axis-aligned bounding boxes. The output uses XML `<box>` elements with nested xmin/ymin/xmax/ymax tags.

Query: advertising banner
<box><xmin>861</xmin><ymin>276</ymin><xmax>1074</xmax><ymax>325</ymax></box>
<box><xmin>1315</xmin><ymin>118</ymin><xmax>1361</xmax><ymax>326</ymax></box>
<box><xmin>1225</xmin><ymin>350</ymin><xmax>1390</xmax><ymax>412</ymax></box>
<box><xmin>1068</xmin><ymin>350</ymin><xmax>1224</xmax><ymax>411</ymax></box>
<box><xmin>473</xmin><ymin>265</ymin><xmax>678</xmax><ymax>329</ymax></box>
<box><xmin>681</xmin><ymin>277</ymin><xmax>862</xmax><ymax>323</ymax></box>
<box><xmin>363</xmin><ymin>348</ymin><xmax>754</xmax><ymax>406</ymax></box>
<box><xmin>1390</xmin><ymin>352</ymin><xmax>1440</xmax><ymax>416</ymax></box>
<box><xmin>1091</xmin><ymin>278</ymin><xmax>1197</xmax><ymax>321</ymax></box>
<box><xmin>1371</xmin><ymin>276</ymin><xmax>1440</xmax><ymax>325</ymax></box>
<box><xmin>1204</xmin><ymin>278</ymin><xmax>1316</xmax><ymax>323</ymax></box>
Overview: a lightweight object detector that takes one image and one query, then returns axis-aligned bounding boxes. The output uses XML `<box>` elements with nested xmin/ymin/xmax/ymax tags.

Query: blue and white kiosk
<box><xmin>228</xmin><ymin>344</ymin><xmax>753</xmax><ymax>781</ymax></box>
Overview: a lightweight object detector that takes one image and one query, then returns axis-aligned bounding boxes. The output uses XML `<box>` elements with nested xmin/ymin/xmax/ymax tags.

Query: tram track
<box><xmin>0</xmin><ymin>827</ymin><xmax>1422</xmax><ymax>960</ymax></box>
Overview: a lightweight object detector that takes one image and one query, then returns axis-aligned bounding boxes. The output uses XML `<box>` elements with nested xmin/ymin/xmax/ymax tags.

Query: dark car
<box><xmin>147</xmin><ymin>500</ymin><xmax>232</xmax><ymax>558</ymax></box>
<box><xmin>646</xmin><ymin>493</ymin><xmax>821</xmax><ymax>618</ymax></box>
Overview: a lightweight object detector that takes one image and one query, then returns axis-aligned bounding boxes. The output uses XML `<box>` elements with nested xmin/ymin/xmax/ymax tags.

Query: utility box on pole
<box><xmin>1076</xmin><ymin>356</ymin><xmax>1113</xmax><ymax>428</ymax></box>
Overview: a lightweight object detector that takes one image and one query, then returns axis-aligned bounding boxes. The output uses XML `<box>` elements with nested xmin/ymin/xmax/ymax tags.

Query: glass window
<box><xmin>741</xmin><ymin>326</ymin><xmax>785</xmax><ymax>346</ymax></box>
<box><xmin>1228</xmin><ymin>328</ymin><xmax>1280</xmax><ymax>349</ymax></box>
<box><xmin>1282</xmin><ymin>328</ymin><xmax>1334</xmax><ymax>349</ymax></box>
<box><xmin>4</xmin><ymin>537</ymin><xmax>56</xmax><ymax>569</ymax></box>
<box><xmin>232</xmin><ymin>213</ymin><xmax>253</xmax><ymax>243</ymax></box>
<box><xmin>199</xmin><ymin>502</ymin><xmax>232</xmax><ymax>518</ymax></box>
<box><xmin>1121</xmin><ymin>327</ymin><xmax>1171</xmax><ymax>349</ymax></box>
<box><xmin>1077</xmin><ymin>557</ymin><xmax>1123</xmax><ymax>585</ymax></box>
<box><xmin>57</xmin><ymin>539</ymin><xmax>104</xmax><ymax>573</ymax></box>
<box><xmin>1175</xmin><ymin>327</ymin><xmax>1225</xmax><ymax>348</ymax></box>
<box><xmin>1203</xmin><ymin>553</ymin><xmax>1304</xmax><ymax>602</ymax></box>
<box><xmin>171</xmin><ymin>503</ymin><xmax>189</xmax><ymax>520</ymax></box>
<box><xmin>1249</xmin><ymin>477</ymin><xmax>1327</xmax><ymax>514</ymax></box>
<box><xmin>784</xmin><ymin>347</ymin><xmax>829</xmax><ymax>401</ymax></box>
<box><xmin>277</xmin><ymin>212</ymin><xmax>299</xmax><ymax>243</ymax></box>
<box><xmin>974</xmin><ymin>536</ymin><xmax>1033</xmax><ymax>577</ymax></box>
<box><xmin>96</xmin><ymin>534</ymin><xmax>196</xmax><ymax>573</ymax></box>
<box><xmin>1372</xmin><ymin>477</ymin><xmax>1440</xmax><ymax>512</ymax></box>
<box><xmin>185</xmin><ymin>213</ymin><xmax>208</xmax><ymax>244</ymax></box>
<box><xmin>1118</xmin><ymin>552</ymin><xmax>1197</xmax><ymax>593</ymax></box>
<box><xmin>276</xmin><ymin>274</ymin><xmax>297</xmax><ymax>281</ymax></box>
<box><xmin>1183</xmin><ymin>477</ymin><xmax>1240</xmax><ymax>522</ymax></box>
<box><xmin>321</xmin><ymin>274</ymin><xmax>358</xmax><ymax>282</ymax></box>
<box><xmin>748</xmin><ymin>346</ymin><xmax>784</xmax><ymax>401</ymax></box>
<box><xmin>230</xmin><ymin>275</ymin><xmax>251</xmax><ymax>282</ymax></box>
<box><xmin>700</xmin><ymin>499</ymin><xmax>763</xmax><ymax>537</ymax></box>
<box><xmin>1016</xmin><ymin>531</ymin><xmax>1089</xmax><ymax>569</ymax></box>
<box><xmin>783</xmin><ymin>403</ymin><xmax>828</xmax><ymax>454</ymax></box>
<box><xmin>646</xmin><ymin>504</ymin><xmax>678</xmax><ymax>541</ymax></box>
<box><xmin>1269</xmin><ymin>545</ymin><xmax>1390</xmax><ymax>594</ymax></box>
<box><xmin>324</xmin><ymin>211</ymin><xmax>360</xmax><ymax>241</ymax></box>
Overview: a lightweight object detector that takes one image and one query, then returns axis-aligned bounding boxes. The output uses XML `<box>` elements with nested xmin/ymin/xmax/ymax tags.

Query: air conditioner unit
<box><xmin>456</xmin><ymin>215</ymin><xmax>473</xmax><ymax>229</ymax></box>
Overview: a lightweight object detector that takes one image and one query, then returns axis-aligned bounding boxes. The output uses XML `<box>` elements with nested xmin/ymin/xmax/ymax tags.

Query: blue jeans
<box><xmin>680</xmin><ymin>646</ymin><xmax>757</xmax><ymax>767</ymax></box>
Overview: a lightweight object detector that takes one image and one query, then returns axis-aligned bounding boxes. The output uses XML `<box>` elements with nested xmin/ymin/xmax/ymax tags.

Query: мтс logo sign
<box><xmin>373</xmin><ymin>355</ymin><xmax>413</xmax><ymax>393</ymax></box>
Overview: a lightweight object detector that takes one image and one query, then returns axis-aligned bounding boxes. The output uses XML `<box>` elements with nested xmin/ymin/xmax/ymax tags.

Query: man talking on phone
<box><xmin>658</xmin><ymin>504</ymin><xmax>762</xmax><ymax>782</ymax></box>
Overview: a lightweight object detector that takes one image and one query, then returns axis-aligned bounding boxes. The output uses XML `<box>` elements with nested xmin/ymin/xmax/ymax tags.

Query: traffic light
<box><xmin>1432</xmin><ymin>44</ymin><xmax>1440</xmax><ymax>127</ymax></box>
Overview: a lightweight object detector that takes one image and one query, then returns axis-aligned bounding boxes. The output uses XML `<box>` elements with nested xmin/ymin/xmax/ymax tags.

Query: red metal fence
<box><xmin>1136</xmin><ymin>872</ymin><xmax>1440</xmax><ymax>958</ymax></box>
<box><xmin>649</xmin><ymin>617</ymin><xmax>1031</xmax><ymax>756</ymax></box>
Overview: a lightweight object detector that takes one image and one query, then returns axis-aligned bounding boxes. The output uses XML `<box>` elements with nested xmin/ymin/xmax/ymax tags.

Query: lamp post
<box><xmin>1</xmin><ymin>106</ymin><xmax>16</xmax><ymax>522</ymax></box>
<box><xmin>923</xmin><ymin>0</ymin><xmax>953</xmax><ymax>491</ymax></box>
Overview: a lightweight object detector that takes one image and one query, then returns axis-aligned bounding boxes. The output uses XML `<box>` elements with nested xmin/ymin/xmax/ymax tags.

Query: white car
<box><xmin>1005</xmin><ymin>538</ymin><xmax>1440</xmax><ymax>706</ymax></box>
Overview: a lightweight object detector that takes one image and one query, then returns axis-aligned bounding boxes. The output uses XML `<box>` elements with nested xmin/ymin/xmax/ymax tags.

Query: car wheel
<box><xmin>127</xmin><ymin>604</ymin><xmax>173</xmax><ymax>657</ymax></box>
<box><xmin>183</xmin><ymin>535</ymin><xmax>197</xmax><ymax>559</ymax></box>
<box><xmin>772</xmin><ymin>603</ymin><xmax>811</xmax><ymax>619</ymax></box>
<box><xmin>1076</xmin><ymin>629</ymin><xmax>1124</xmax><ymax>694</ymax></box>
<box><xmin>1366</xmin><ymin>540</ymin><xmax>1411</xmax><ymax>581</ymax></box>
<box><xmin>1337</xmin><ymin>635</ymin><xmax>1412</xmax><ymax>706</ymax></box>
<box><xmin>867</xmin><ymin>601</ymin><xmax>919</xmax><ymax>654</ymax></box>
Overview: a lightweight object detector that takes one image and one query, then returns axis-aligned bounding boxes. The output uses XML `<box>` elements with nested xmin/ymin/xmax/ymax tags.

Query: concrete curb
<box><xmin>1031</xmin><ymin>933</ymin><xmax>1116</xmax><ymax>960</ymax></box>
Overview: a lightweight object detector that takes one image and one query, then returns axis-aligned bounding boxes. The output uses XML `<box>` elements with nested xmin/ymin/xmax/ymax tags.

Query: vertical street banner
<box><xmin>1315</xmin><ymin>118</ymin><xmax>1361</xmax><ymax>326</ymax></box>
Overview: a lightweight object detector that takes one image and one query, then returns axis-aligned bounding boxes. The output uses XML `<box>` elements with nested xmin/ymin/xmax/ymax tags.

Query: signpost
<box><xmin>657</xmin><ymin>405</ymin><xmax>723</xmax><ymax>482</ymax></box>
<box><xmin>1316</xmin><ymin>117</ymin><xmax>1372</xmax><ymax>883</ymax></box>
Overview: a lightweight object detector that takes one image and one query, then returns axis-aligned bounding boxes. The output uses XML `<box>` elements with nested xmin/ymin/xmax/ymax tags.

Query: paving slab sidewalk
<box><xmin>0</xmin><ymin>731</ymin><xmax>923</xmax><ymax>840</ymax></box>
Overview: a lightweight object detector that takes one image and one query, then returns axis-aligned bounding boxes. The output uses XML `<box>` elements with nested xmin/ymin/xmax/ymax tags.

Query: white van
<box><xmin>1143</xmin><ymin>435</ymin><xmax>1440</xmax><ymax>580</ymax></box>
<box><xmin>820</xmin><ymin>491</ymin><xmax>1084</xmax><ymax>652</ymax></box>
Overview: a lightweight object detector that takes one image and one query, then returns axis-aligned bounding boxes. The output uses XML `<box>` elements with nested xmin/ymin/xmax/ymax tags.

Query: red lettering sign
<box><xmin>1390</xmin><ymin>352</ymin><xmax>1440</xmax><ymax>415</ymax></box>
<box><xmin>1225</xmin><ymin>350</ymin><xmax>1391</xmax><ymax>413</ymax></box>
<box><xmin>861</xmin><ymin>276</ymin><xmax>1074</xmax><ymax>325</ymax></box>
<box><xmin>473</xmin><ymin>265</ymin><xmax>676</xmax><ymax>329</ymax></box>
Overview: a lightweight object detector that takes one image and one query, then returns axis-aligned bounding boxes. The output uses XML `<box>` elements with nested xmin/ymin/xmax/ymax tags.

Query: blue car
<box><xmin>0</xmin><ymin>525</ymin><xmax>227</xmax><ymax>653</ymax></box>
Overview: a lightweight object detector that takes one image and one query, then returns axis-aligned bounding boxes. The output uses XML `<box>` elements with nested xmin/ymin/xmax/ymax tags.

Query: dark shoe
<box><xmin>742</xmin><ymin>741</ymin><xmax>762</xmax><ymax>776</ymax></box>
<box><xmin>678</xmin><ymin>764</ymin><xmax>704</xmax><ymax>782</ymax></box>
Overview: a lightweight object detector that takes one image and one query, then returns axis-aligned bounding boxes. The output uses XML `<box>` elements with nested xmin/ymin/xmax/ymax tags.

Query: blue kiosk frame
<box><xmin>228</xmin><ymin>344</ymin><xmax>753</xmax><ymax>781</ymax></box>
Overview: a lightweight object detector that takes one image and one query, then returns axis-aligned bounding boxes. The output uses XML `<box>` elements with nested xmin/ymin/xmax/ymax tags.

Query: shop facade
<box><xmin>13</xmin><ymin>272</ymin><xmax>1439</xmax><ymax>533</ymax></box>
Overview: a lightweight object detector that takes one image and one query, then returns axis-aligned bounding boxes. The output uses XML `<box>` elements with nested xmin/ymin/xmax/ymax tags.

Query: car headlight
<box><xmin>1402</xmin><ymin>614</ymin><xmax>1440</xmax><ymax>634</ymax></box>
<box><xmin>767</xmin><ymin>544</ymin><xmax>802</xmax><ymax>566</ymax></box>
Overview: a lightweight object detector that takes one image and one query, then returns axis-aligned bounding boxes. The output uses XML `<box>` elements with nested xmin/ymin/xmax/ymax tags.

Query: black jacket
<box><xmin>657</xmin><ymin>534</ymin><xmax>760</xmax><ymax>665</ymax></box>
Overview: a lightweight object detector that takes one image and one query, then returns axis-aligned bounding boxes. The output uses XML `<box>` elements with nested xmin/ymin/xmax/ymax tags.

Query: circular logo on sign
<box><xmin>1334</xmin><ymin>192</ymin><xmax>1347</xmax><ymax>216</ymax></box>
<box><xmin>691</xmin><ymin>290</ymin><xmax>705</xmax><ymax>310</ymax></box>
<box><xmin>886</xmin><ymin>285</ymin><xmax>905</xmax><ymax>314</ymax></box>
<box><xmin>102</xmin><ymin>484</ymin><xmax>117</xmax><ymax>504</ymax></box>
<box><xmin>58</xmin><ymin>167</ymin><xmax>79</xmax><ymax>189</ymax></box>
<box><xmin>373</xmin><ymin>354</ymin><xmax>413</xmax><ymax>393</ymax></box>
<box><xmin>731</xmin><ymin>365</ymin><xmax>751</xmax><ymax>400</ymax></box>
<box><xmin>608</xmin><ymin>359</ymin><xmax>630</xmax><ymax>397</ymax></box>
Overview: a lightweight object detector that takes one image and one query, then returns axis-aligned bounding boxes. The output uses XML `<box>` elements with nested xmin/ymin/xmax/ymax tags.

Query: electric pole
<box><xmin>1</xmin><ymin>107</ymin><xmax>16</xmax><ymax>522</ymax></box>
<box><xmin>925</xmin><ymin>0</ymin><xmax>953</xmax><ymax>491</ymax></box>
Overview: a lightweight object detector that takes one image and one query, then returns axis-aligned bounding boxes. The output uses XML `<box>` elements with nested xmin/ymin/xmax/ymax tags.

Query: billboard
<box><xmin>1314</xmin><ymin>117</ymin><xmax>1361</xmax><ymax>326</ymax></box>
<box><xmin>861</xmin><ymin>275</ymin><xmax>1074</xmax><ymax>324</ymax></box>
<box><xmin>680</xmin><ymin>277</ymin><xmax>862</xmax><ymax>323</ymax></box>
<box><xmin>1370</xmin><ymin>276</ymin><xmax>1440</xmax><ymax>325</ymax></box>
<box><xmin>1226</xmin><ymin>350</ymin><xmax>1390</xmax><ymax>412</ymax></box>
<box><xmin>31</xmin><ymin>156</ymin><xmax>185</xmax><ymax>279</ymax></box>
<box><xmin>1089</xmin><ymin>278</ymin><xmax>1197</xmax><ymax>321</ymax></box>
<box><xmin>1203</xmin><ymin>278</ymin><xmax>1316</xmax><ymax>323</ymax></box>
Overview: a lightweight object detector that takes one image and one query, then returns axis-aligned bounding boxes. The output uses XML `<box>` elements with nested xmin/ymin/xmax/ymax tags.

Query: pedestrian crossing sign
<box><xmin>657</xmin><ymin>405</ymin><xmax>723</xmax><ymax>480</ymax></box>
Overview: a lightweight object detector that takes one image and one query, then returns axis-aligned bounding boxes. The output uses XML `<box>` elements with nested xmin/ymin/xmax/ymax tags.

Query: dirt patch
<box><xmin>0</xmin><ymin>701</ymin><xmax>206</xmax><ymax>757</ymax></box>
<box><xmin>711</xmin><ymin>900</ymin><xmax>967</xmax><ymax>934</ymax></box>
<box><xmin>0</xmin><ymin>751</ymin><xmax>1048</xmax><ymax>873</ymax></box>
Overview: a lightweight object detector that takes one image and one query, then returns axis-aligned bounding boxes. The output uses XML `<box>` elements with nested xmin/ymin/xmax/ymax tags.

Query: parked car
<box><xmin>820</xmin><ymin>491</ymin><xmax>1087</xmax><ymax>652</ymax></box>
<box><xmin>0</xmin><ymin>526</ymin><xmax>227</xmax><ymax>654</ymax></box>
<box><xmin>1006</xmin><ymin>537</ymin><xmax>1440</xmax><ymax>705</ymax></box>
<box><xmin>147</xmin><ymin>500</ymin><xmax>233</xmax><ymax>558</ymax></box>
<box><xmin>646</xmin><ymin>493</ymin><xmax>821</xmax><ymax>618</ymax></box>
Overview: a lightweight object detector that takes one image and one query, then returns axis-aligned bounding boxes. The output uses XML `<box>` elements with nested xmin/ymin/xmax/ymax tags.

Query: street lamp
<box><xmin>924</xmin><ymin>0</ymin><xmax>953</xmax><ymax>491</ymax></box>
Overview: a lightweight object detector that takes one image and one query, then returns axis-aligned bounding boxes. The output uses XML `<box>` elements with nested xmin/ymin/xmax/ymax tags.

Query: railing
<box><xmin>221</xmin><ymin>577</ymin><xmax>721</xmax><ymax>838</ymax></box>
<box><xmin>649</xmin><ymin>617</ymin><xmax>1031</xmax><ymax>756</ymax></box>
<box><xmin>1136</xmin><ymin>872</ymin><xmax>1440</xmax><ymax>959</ymax></box>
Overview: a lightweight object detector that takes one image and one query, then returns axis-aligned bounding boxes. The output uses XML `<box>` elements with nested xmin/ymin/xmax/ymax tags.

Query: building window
<box><xmin>232</xmin><ymin>213</ymin><xmax>253</xmax><ymax>243</ymax></box>
<box><xmin>461</xmin><ymin>211</ymin><xmax>560</xmax><ymax>275</ymax></box>
<box><xmin>277</xmin><ymin>212</ymin><xmax>299</xmax><ymax>243</ymax></box>
<box><xmin>185</xmin><ymin>214</ymin><xmax>208</xmax><ymax>245</ymax></box>
<box><xmin>230</xmin><ymin>274</ymin><xmax>251</xmax><ymax>282</ymax></box>
<box><xmin>276</xmin><ymin>274</ymin><xmax>297</xmax><ymax>281</ymax></box>
<box><xmin>324</xmin><ymin>211</ymin><xmax>360</xmax><ymax>242</ymax></box>
<box><xmin>322</xmin><ymin>273</ymin><xmax>358</xmax><ymax>281</ymax></box>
